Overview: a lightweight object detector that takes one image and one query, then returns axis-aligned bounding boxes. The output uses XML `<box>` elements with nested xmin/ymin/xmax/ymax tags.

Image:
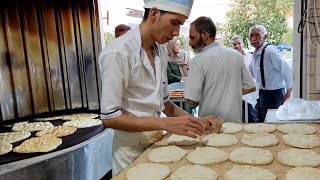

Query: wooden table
<box><xmin>112</xmin><ymin>123</ymin><xmax>320</xmax><ymax>180</ymax></box>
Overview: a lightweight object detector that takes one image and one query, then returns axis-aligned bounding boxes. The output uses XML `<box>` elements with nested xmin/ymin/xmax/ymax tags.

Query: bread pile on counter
<box><xmin>122</xmin><ymin>123</ymin><xmax>320</xmax><ymax>180</ymax></box>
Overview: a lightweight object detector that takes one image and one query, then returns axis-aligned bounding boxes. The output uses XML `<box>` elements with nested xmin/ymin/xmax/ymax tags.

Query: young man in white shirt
<box><xmin>99</xmin><ymin>0</ymin><xmax>223</xmax><ymax>176</ymax></box>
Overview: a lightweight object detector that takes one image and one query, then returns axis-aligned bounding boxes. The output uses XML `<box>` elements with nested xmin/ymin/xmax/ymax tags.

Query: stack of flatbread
<box><xmin>169</xmin><ymin>89</ymin><xmax>184</xmax><ymax>98</ymax></box>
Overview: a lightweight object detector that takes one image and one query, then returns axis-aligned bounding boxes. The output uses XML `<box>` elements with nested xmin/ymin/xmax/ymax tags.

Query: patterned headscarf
<box><xmin>166</xmin><ymin>37</ymin><xmax>190</xmax><ymax>77</ymax></box>
<box><xmin>144</xmin><ymin>0</ymin><xmax>194</xmax><ymax>18</ymax></box>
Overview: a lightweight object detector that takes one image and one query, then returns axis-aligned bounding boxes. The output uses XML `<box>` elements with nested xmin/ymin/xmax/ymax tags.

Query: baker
<box><xmin>98</xmin><ymin>0</ymin><xmax>223</xmax><ymax>176</ymax></box>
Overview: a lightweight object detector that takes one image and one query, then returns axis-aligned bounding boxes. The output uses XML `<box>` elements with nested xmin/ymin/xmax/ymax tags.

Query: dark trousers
<box><xmin>242</xmin><ymin>101</ymin><xmax>258</xmax><ymax>123</ymax></box>
<box><xmin>258</xmin><ymin>88</ymin><xmax>285</xmax><ymax>122</ymax></box>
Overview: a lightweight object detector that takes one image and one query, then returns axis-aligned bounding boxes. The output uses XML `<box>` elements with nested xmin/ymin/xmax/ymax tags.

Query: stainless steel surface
<box><xmin>0</xmin><ymin>128</ymin><xmax>114</xmax><ymax>180</ymax></box>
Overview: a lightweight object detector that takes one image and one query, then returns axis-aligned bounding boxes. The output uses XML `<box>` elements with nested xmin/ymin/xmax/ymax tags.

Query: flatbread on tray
<box><xmin>12</xmin><ymin>122</ymin><xmax>54</xmax><ymax>132</ymax></box>
<box><xmin>62</xmin><ymin>113</ymin><xmax>99</xmax><ymax>121</ymax></box>
<box><xmin>13</xmin><ymin>136</ymin><xmax>62</xmax><ymax>153</ymax></box>
<box><xmin>36</xmin><ymin>126</ymin><xmax>77</xmax><ymax>137</ymax></box>
<box><xmin>0</xmin><ymin>131</ymin><xmax>31</xmax><ymax>144</ymax></box>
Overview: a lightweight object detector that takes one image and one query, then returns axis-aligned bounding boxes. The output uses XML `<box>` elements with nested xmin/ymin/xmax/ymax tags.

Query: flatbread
<box><xmin>186</xmin><ymin>147</ymin><xmax>228</xmax><ymax>165</ymax></box>
<box><xmin>12</xmin><ymin>122</ymin><xmax>54</xmax><ymax>132</ymax></box>
<box><xmin>62</xmin><ymin>119</ymin><xmax>102</xmax><ymax>128</ymax></box>
<box><xmin>171</xmin><ymin>165</ymin><xmax>218</xmax><ymax>180</ymax></box>
<box><xmin>286</xmin><ymin>167</ymin><xmax>320</xmax><ymax>180</ymax></box>
<box><xmin>13</xmin><ymin>136</ymin><xmax>62</xmax><ymax>153</ymax></box>
<box><xmin>0</xmin><ymin>143</ymin><xmax>13</xmax><ymax>155</ymax></box>
<box><xmin>147</xmin><ymin>145</ymin><xmax>186</xmax><ymax>163</ymax></box>
<box><xmin>62</xmin><ymin>113</ymin><xmax>98</xmax><ymax>121</ymax></box>
<box><xmin>240</xmin><ymin>133</ymin><xmax>279</xmax><ymax>147</ymax></box>
<box><xmin>34</xmin><ymin>116</ymin><xmax>63</xmax><ymax>121</ymax></box>
<box><xmin>0</xmin><ymin>131</ymin><xmax>31</xmax><ymax>144</ymax></box>
<box><xmin>277</xmin><ymin>124</ymin><xmax>316</xmax><ymax>134</ymax></box>
<box><xmin>167</xmin><ymin>134</ymin><xmax>200</xmax><ymax>146</ymax></box>
<box><xmin>229</xmin><ymin>147</ymin><xmax>273</xmax><ymax>165</ymax></box>
<box><xmin>282</xmin><ymin>133</ymin><xmax>320</xmax><ymax>149</ymax></box>
<box><xmin>277</xmin><ymin>148</ymin><xmax>320</xmax><ymax>167</ymax></box>
<box><xmin>220</xmin><ymin>122</ymin><xmax>243</xmax><ymax>134</ymax></box>
<box><xmin>126</xmin><ymin>163</ymin><xmax>170</xmax><ymax>180</ymax></box>
<box><xmin>36</xmin><ymin>126</ymin><xmax>77</xmax><ymax>137</ymax></box>
<box><xmin>243</xmin><ymin>123</ymin><xmax>276</xmax><ymax>134</ymax></box>
<box><xmin>202</xmin><ymin>133</ymin><xmax>238</xmax><ymax>147</ymax></box>
<box><xmin>224</xmin><ymin>165</ymin><xmax>277</xmax><ymax>180</ymax></box>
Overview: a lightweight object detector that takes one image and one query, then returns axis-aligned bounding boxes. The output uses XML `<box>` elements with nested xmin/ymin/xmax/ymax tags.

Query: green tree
<box><xmin>224</xmin><ymin>0</ymin><xmax>293</xmax><ymax>48</ymax></box>
<box><xmin>104</xmin><ymin>32</ymin><xmax>115</xmax><ymax>45</ymax></box>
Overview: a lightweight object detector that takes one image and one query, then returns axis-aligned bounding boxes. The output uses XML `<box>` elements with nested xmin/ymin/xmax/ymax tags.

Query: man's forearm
<box><xmin>163</xmin><ymin>100</ymin><xmax>191</xmax><ymax>117</ymax></box>
<box><xmin>243</xmin><ymin>87</ymin><xmax>256</xmax><ymax>95</ymax></box>
<box><xmin>102</xmin><ymin>114</ymin><xmax>163</xmax><ymax>132</ymax></box>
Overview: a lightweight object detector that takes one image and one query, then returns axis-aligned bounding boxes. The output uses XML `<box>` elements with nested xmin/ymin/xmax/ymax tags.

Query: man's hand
<box><xmin>162</xmin><ymin>116</ymin><xmax>205</xmax><ymax>138</ymax></box>
<box><xmin>200</xmin><ymin>115</ymin><xmax>224</xmax><ymax>133</ymax></box>
<box><xmin>283</xmin><ymin>88</ymin><xmax>292</xmax><ymax>102</ymax></box>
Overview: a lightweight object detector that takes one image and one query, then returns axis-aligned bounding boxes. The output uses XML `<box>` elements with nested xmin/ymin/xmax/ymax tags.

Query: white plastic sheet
<box><xmin>276</xmin><ymin>98</ymin><xmax>320</xmax><ymax>121</ymax></box>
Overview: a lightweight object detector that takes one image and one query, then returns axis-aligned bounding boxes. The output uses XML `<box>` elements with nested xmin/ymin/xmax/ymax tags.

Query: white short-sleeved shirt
<box><xmin>98</xmin><ymin>27</ymin><xmax>170</xmax><ymax>175</ymax></box>
<box><xmin>244</xmin><ymin>52</ymin><xmax>253</xmax><ymax>70</ymax></box>
<box><xmin>184</xmin><ymin>42</ymin><xmax>255</xmax><ymax>123</ymax></box>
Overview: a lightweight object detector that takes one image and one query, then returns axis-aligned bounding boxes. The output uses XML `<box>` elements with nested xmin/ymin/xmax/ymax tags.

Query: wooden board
<box><xmin>113</xmin><ymin>123</ymin><xmax>320</xmax><ymax>180</ymax></box>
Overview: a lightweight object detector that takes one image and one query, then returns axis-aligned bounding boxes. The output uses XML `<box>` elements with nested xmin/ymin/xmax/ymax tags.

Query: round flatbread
<box><xmin>286</xmin><ymin>167</ymin><xmax>320</xmax><ymax>180</ymax></box>
<box><xmin>0</xmin><ymin>131</ymin><xmax>31</xmax><ymax>144</ymax></box>
<box><xmin>13</xmin><ymin>136</ymin><xmax>62</xmax><ymax>153</ymax></box>
<box><xmin>34</xmin><ymin>116</ymin><xmax>63</xmax><ymax>121</ymax></box>
<box><xmin>126</xmin><ymin>163</ymin><xmax>170</xmax><ymax>180</ymax></box>
<box><xmin>277</xmin><ymin>124</ymin><xmax>316</xmax><ymax>134</ymax></box>
<box><xmin>186</xmin><ymin>147</ymin><xmax>228</xmax><ymax>165</ymax></box>
<box><xmin>62</xmin><ymin>119</ymin><xmax>102</xmax><ymax>128</ymax></box>
<box><xmin>0</xmin><ymin>143</ymin><xmax>13</xmax><ymax>155</ymax></box>
<box><xmin>171</xmin><ymin>165</ymin><xmax>218</xmax><ymax>180</ymax></box>
<box><xmin>148</xmin><ymin>145</ymin><xmax>187</xmax><ymax>163</ymax></box>
<box><xmin>62</xmin><ymin>113</ymin><xmax>98</xmax><ymax>121</ymax></box>
<box><xmin>202</xmin><ymin>133</ymin><xmax>238</xmax><ymax>147</ymax></box>
<box><xmin>243</xmin><ymin>123</ymin><xmax>276</xmax><ymax>134</ymax></box>
<box><xmin>241</xmin><ymin>133</ymin><xmax>279</xmax><ymax>147</ymax></box>
<box><xmin>282</xmin><ymin>133</ymin><xmax>320</xmax><ymax>149</ymax></box>
<box><xmin>36</xmin><ymin>126</ymin><xmax>77</xmax><ymax>137</ymax></box>
<box><xmin>229</xmin><ymin>147</ymin><xmax>273</xmax><ymax>165</ymax></box>
<box><xmin>12</xmin><ymin>122</ymin><xmax>54</xmax><ymax>132</ymax></box>
<box><xmin>167</xmin><ymin>134</ymin><xmax>199</xmax><ymax>146</ymax></box>
<box><xmin>277</xmin><ymin>148</ymin><xmax>320</xmax><ymax>167</ymax></box>
<box><xmin>224</xmin><ymin>165</ymin><xmax>277</xmax><ymax>180</ymax></box>
<box><xmin>220</xmin><ymin>122</ymin><xmax>243</xmax><ymax>134</ymax></box>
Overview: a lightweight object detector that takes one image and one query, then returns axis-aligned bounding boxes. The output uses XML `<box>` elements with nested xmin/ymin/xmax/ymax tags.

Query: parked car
<box><xmin>276</xmin><ymin>43</ymin><xmax>292</xmax><ymax>54</ymax></box>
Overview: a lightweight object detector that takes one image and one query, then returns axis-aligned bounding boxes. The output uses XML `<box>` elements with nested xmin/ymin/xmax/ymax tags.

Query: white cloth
<box><xmin>144</xmin><ymin>0</ymin><xmax>194</xmax><ymax>18</ymax></box>
<box><xmin>244</xmin><ymin>52</ymin><xmax>253</xmax><ymax>70</ymax></box>
<box><xmin>98</xmin><ymin>27</ymin><xmax>170</xmax><ymax>175</ymax></box>
<box><xmin>184</xmin><ymin>42</ymin><xmax>255</xmax><ymax>123</ymax></box>
<box><xmin>242</xmin><ymin>52</ymin><xmax>258</xmax><ymax>106</ymax></box>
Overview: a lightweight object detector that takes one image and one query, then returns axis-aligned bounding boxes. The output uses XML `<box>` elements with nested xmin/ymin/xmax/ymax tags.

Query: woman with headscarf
<box><xmin>166</xmin><ymin>37</ymin><xmax>191</xmax><ymax>84</ymax></box>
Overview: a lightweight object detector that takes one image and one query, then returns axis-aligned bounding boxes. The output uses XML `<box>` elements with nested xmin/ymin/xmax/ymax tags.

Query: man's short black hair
<box><xmin>191</xmin><ymin>16</ymin><xmax>217</xmax><ymax>39</ymax></box>
<box><xmin>143</xmin><ymin>8</ymin><xmax>168</xmax><ymax>21</ymax></box>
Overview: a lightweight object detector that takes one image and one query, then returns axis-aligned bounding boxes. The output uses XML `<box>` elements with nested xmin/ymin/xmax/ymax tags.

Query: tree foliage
<box><xmin>224</xmin><ymin>0</ymin><xmax>293</xmax><ymax>48</ymax></box>
<box><xmin>104</xmin><ymin>32</ymin><xmax>115</xmax><ymax>45</ymax></box>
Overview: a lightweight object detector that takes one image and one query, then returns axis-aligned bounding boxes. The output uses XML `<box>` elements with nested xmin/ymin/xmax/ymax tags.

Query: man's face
<box><xmin>249</xmin><ymin>27</ymin><xmax>266</xmax><ymax>49</ymax></box>
<box><xmin>232</xmin><ymin>38</ymin><xmax>244</xmax><ymax>53</ymax></box>
<box><xmin>152</xmin><ymin>11</ymin><xmax>187</xmax><ymax>44</ymax></box>
<box><xmin>189</xmin><ymin>24</ymin><xmax>206</xmax><ymax>53</ymax></box>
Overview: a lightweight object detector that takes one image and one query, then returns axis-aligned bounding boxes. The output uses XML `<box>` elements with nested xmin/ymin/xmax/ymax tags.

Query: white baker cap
<box><xmin>144</xmin><ymin>0</ymin><xmax>194</xmax><ymax>18</ymax></box>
